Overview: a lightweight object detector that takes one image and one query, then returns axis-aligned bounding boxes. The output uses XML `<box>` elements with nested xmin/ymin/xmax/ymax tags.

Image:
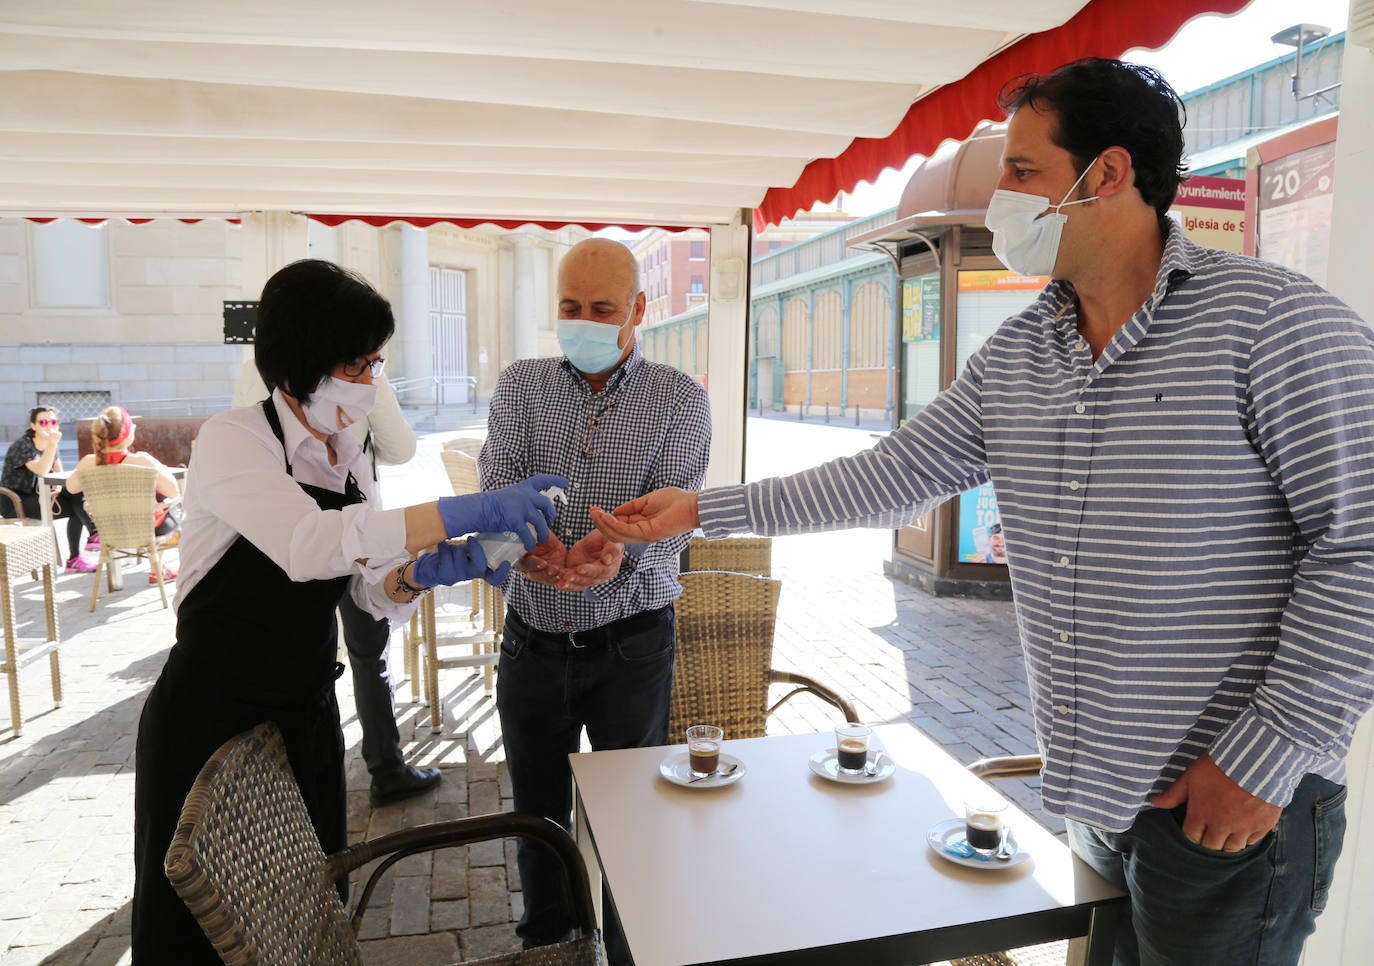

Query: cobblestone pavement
<box><xmin>0</xmin><ymin>415</ymin><xmax>1038</xmax><ymax>965</ymax></box>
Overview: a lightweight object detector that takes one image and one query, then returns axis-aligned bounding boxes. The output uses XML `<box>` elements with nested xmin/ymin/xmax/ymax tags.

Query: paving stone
<box><xmin>468</xmin><ymin>866</ymin><xmax>510</xmax><ymax>926</ymax></box>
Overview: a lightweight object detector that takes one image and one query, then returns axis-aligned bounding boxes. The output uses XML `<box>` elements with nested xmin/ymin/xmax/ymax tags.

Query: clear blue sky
<box><xmin>833</xmin><ymin>0</ymin><xmax>1350</xmax><ymax>217</ymax></box>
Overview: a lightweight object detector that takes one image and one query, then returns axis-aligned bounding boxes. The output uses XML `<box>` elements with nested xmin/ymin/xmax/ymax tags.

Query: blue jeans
<box><xmin>497</xmin><ymin>605</ymin><xmax>675</xmax><ymax>964</ymax></box>
<box><xmin>1066</xmin><ymin>773</ymin><xmax>1347</xmax><ymax>966</ymax></box>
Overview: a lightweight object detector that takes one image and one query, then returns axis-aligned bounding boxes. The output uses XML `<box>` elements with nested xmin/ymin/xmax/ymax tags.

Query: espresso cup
<box><xmin>686</xmin><ymin>725</ymin><xmax>723</xmax><ymax>778</ymax></box>
<box><xmin>963</xmin><ymin>792</ymin><xmax>1007</xmax><ymax>856</ymax></box>
<box><xmin>834</xmin><ymin>723</ymin><xmax>872</xmax><ymax>774</ymax></box>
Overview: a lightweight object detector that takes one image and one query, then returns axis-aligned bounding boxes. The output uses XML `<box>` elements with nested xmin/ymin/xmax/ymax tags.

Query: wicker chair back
<box><xmin>668</xmin><ymin>570</ymin><xmax>782</xmax><ymax>740</ymax></box>
<box><xmin>164</xmin><ymin>722</ymin><xmax>365</xmax><ymax>966</ymax></box>
<box><xmin>441</xmin><ymin>449</ymin><xmax>481</xmax><ymax>497</ymax></box>
<box><xmin>684</xmin><ymin>536</ymin><xmax>772</xmax><ymax>577</ymax></box>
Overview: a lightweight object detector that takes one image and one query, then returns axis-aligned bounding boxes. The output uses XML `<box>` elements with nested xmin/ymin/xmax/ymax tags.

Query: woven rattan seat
<box><xmin>75</xmin><ymin>463</ymin><xmax>178</xmax><ymax>611</ymax></box>
<box><xmin>685</xmin><ymin>535</ymin><xmax>773</xmax><ymax>577</ymax></box>
<box><xmin>167</xmin><ymin>721</ymin><xmax>603</xmax><ymax>965</ymax></box>
<box><xmin>0</xmin><ymin>525</ymin><xmax>61</xmax><ymax>736</ymax></box>
<box><xmin>669</xmin><ymin>570</ymin><xmax>857</xmax><ymax>739</ymax></box>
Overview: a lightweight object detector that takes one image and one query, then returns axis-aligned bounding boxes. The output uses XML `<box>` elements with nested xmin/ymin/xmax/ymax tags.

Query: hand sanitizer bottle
<box><xmin>472</xmin><ymin>486</ymin><xmax>568</xmax><ymax>569</ymax></box>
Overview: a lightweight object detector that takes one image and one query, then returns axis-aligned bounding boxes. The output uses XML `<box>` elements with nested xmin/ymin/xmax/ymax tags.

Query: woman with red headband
<box><xmin>65</xmin><ymin>405</ymin><xmax>183</xmax><ymax>583</ymax></box>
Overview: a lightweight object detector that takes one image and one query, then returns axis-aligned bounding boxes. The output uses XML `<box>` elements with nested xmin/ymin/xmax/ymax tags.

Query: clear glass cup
<box><xmin>686</xmin><ymin>724</ymin><xmax>723</xmax><ymax>778</ymax></box>
<box><xmin>963</xmin><ymin>792</ymin><xmax>1007</xmax><ymax>857</ymax></box>
<box><xmin>834</xmin><ymin>722</ymin><xmax>872</xmax><ymax>775</ymax></box>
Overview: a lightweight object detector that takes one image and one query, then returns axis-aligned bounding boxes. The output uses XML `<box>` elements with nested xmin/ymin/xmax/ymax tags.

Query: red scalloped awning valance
<box><xmin>24</xmin><ymin>217</ymin><xmax>241</xmax><ymax>225</ymax></box>
<box><xmin>755</xmin><ymin>0</ymin><xmax>1250</xmax><ymax>230</ymax></box>
<box><xmin>306</xmin><ymin>213</ymin><xmax>700</xmax><ymax>234</ymax></box>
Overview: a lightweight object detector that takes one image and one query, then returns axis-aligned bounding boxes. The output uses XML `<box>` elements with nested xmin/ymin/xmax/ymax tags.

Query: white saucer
<box><xmin>659</xmin><ymin>751</ymin><xmax>746</xmax><ymax>788</ymax></box>
<box><xmin>926</xmin><ymin>818</ymin><xmax>1029</xmax><ymax>869</ymax></box>
<box><xmin>807</xmin><ymin>748</ymin><xmax>895</xmax><ymax>784</ymax></box>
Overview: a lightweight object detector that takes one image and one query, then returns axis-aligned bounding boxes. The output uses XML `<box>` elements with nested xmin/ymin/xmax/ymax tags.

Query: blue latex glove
<box><xmin>437</xmin><ymin>474</ymin><xmax>569</xmax><ymax>549</ymax></box>
<box><xmin>412</xmin><ymin>539</ymin><xmax>513</xmax><ymax>587</ymax></box>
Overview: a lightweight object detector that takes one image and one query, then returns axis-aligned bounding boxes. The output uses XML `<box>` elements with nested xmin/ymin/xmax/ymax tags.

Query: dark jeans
<box><xmin>2</xmin><ymin>487</ymin><xmax>91</xmax><ymax>557</ymax></box>
<box><xmin>497</xmin><ymin>605</ymin><xmax>675</xmax><ymax>966</ymax></box>
<box><xmin>337</xmin><ymin>592</ymin><xmax>405</xmax><ymax>777</ymax></box>
<box><xmin>1066</xmin><ymin>773</ymin><xmax>1347</xmax><ymax>966</ymax></box>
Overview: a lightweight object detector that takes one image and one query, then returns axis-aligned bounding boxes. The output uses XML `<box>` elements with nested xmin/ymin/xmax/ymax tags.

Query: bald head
<box><xmin>556</xmin><ymin>237</ymin><xmax>646</xmax><ymax>379</ymax></box>
<box><xmin>559</xmin><ymin>238</ymin><xmax>642</xmax><ymax>303</ymax></box>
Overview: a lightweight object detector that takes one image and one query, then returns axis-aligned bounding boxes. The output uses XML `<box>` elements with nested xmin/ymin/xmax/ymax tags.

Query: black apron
<box><xmin>132</xmin><ymin>400</ymin><xmax>366</xmax><ymax>964</ymax></box>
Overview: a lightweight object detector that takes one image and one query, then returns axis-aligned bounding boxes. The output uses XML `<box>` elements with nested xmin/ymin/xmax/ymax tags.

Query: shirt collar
<box><xmin>561</xmin><ymin>340</ymin><xmax>644</xmax><ymax>394</ymax></box>
<box><xmin>1040</xmin><ymin>219</ymin><xmax>1198</xmax><ymax>337</ymax></box>
<box><xmin>269</xmin><ymin>388</ymin><xmax>363</xmax><ymax>468</ymax></box>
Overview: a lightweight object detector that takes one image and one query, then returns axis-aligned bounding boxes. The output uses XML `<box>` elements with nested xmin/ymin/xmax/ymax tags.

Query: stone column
<box><xmin>510</xmin><ymin>234</ymin><xmax>539</xmax><ymax>361</ymax></box>
<box><xmin>399</xmin><ymin>224</ymin><xmax>433</xmax><ymax>403</ymax></box>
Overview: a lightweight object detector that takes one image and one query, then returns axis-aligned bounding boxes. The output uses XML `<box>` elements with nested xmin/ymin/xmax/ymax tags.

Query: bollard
<box><xmin>825</xmin><ymin>402</ymin><xmax>830</xmax><ymax>424</ymax></box>
<box><xmin>855</xmin><ymin>404</ymin><xmax>860</xmax><ymax>426</ymax></box>
<box><xmin>798</xmin><ymin>404</ymin><xmax>804</xmax><ymax>421</ymax></box>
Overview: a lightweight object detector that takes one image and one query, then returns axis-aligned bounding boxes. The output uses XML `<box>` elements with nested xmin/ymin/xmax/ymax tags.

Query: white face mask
<box><xmin>985</xmin><ymin>158</ymin><xmax>1100</xmax><ymax>277</ymax></box>
<box><xmin>301</xmin><ymin>376</ymin><xmax>376</xmax><ymax>436</ymax></box>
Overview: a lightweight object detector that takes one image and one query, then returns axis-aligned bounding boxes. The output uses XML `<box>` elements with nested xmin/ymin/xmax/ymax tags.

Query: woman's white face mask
<box><xmin>301</xmin><ymin>375</ymin><xmax>377</xmax><ymax>436</ymax></box>
<box><xmin>985</xmin><ymin>157</ymin><xmax>1100</xmax><ymax>277</ymax></box>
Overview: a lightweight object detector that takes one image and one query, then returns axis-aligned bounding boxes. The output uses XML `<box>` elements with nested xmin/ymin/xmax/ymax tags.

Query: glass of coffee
<box><xmin>834</xmin><ymin>723</ymin><xmax>872</xmax><ymax>775</ymax></box>
<box><xmin>963</xmin><ymin>792</ymin><xmax>1007</xmax><ymax>856</ymax></box>
<box><xmin>686</xmin><ymin>725</ymin><xmax>723</xmax><ymax>778</ymax></box>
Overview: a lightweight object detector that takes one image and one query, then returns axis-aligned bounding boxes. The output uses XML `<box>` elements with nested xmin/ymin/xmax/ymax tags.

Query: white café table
<box><xmin>569</xmin><ymin>724</ymin><xmax>1125</xmax><ymax>966</ymax></box>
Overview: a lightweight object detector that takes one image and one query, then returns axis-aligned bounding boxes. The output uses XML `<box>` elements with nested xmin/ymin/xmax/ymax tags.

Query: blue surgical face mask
<box><xmin>557</xmin><ymin>312</ymin><xmax>632</xmax><ymax>375</ymax></box>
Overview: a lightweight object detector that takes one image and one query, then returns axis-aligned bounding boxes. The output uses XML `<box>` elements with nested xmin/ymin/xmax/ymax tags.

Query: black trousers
<box><xmin>337</xmin><ymin>592</ymin><xmax>405</xmax><ymax>776</ymax></box>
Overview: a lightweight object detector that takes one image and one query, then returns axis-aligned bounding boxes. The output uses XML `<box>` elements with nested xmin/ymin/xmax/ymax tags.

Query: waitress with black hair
<box><xmin>131</xmin><ymin>259</ymin><xmax>567</xmax><ymax>963</ymax></box>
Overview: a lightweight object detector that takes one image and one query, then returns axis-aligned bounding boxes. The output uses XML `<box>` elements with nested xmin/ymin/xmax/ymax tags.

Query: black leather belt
<box><xmin>509</xmin><ymin>605</ymin><xmax>670</xmax><ymax>650</ymax></box>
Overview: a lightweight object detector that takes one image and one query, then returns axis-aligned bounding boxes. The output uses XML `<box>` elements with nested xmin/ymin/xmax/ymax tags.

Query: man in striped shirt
<box><xmin>481</xmin><ymin>238</ymin><xmax>711</xmax><ymax>962</ymax></box>
<box><xmin>593</xmin><ymin>59</ymin><xmax>1371</xmax><ymax>965</ymax></box>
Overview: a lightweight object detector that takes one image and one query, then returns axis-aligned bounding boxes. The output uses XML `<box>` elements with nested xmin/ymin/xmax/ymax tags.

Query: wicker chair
<box><xmin>166</xmin><ymin>721</ymin><xmax>603</xmax><ymax>966</ymax></box>
<box><xmin>669</xmin><ymin>570</ymin><xmax>858</xmax><ymax>739</ymax></box>
<box><xmin>76</xmin><ymin>464</ymin><xmax>178</xmax><ymax>611</ymax></box>
<box><xmin>684</xmin><ymin>535</ymin><xmax>772</xmax><ymax>577</ymax></box>
<box><xmin>441</xmin><ymin>436</ymin><xmax>485</xmax><ymax>459</ymax></box>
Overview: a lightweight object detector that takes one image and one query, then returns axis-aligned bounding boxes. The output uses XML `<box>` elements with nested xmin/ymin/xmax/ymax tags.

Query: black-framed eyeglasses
<box><xmin>342</xmin><ymin>356</ymin><xmax>385</xmax><ymax>379</ymax></box>
<box><xmin>582</xmin><ymin>400</ymin><xmax>617</xmax><ymax>458</ymax></box>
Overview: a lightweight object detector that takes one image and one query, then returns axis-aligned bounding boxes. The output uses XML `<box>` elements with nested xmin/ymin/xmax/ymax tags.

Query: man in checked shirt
<box><xmin>479</xmin><ymin>237</ymin><xmax>711</xmax><ymax>961</ymax></box>
<box><xmin>595</xmin><ymin>59</ymin><xmax>1374</xmax><ymax>966</ymax></box>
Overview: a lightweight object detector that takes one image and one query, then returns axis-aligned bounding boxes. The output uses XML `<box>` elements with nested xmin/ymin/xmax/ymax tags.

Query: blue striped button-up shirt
<box><xmin>480</xmin><ymin>344</ymin><xmax>711</xmax><ymax>634</ymax></box>
<box><xmin>699</xmin><ymin>226</ymin><xmax>1374</xmax><ymax>831</ymax></box>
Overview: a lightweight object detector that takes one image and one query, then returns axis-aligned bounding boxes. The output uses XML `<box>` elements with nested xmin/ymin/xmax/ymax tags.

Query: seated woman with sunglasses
<box><xmin>0</xmin><ymin>406</ymin><xmax>98</xmax><ymax>572</ymax></box>
<box><xmin>130</xmin><ymin>258</ymin><xmax>568</xmax><ymax>965</ymax></box>
<box><xmin>64</xmin><ymin>405</ymin><xmax>185</xmax><ymax>583</ymax></box>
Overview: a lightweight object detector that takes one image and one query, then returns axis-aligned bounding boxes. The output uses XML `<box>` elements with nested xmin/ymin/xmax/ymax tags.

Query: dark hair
<box><xmin>25</xmin><ymin>406</ymin><xmax>57</xmax><ymax>440</ymax></box>
<box><xmin>253</xmin><ymin>259</ymin><xmax>394</xmax><ymax>402</ymax></box>
<box><xmin>998</xmin><ymin>58</ymin><xmax>1188</xmax><ymax>230</ymax></box>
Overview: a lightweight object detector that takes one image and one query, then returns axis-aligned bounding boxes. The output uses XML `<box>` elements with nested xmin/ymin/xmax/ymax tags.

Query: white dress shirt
<box><xmin>174</xmin><ymin>390</ymin><xmax>412</xmax><ymax>621</ymax></box>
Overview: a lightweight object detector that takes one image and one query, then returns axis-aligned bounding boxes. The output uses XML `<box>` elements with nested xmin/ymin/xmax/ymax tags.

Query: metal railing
<box><xmin>390</xmin><ymin>375</ymin><xmax>480</xmax><ymax>413</ymax></box>
<box><xmin>121</xmin><ymin>395</ymin><xmax>234</xmax><ymax>417</ymax></box>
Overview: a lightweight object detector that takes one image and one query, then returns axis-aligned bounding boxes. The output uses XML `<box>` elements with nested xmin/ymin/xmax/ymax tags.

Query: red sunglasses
<box><xmin>36</xmin><ymin>419</ymin><xmax>59</xmax><ymax>427</ymax></box>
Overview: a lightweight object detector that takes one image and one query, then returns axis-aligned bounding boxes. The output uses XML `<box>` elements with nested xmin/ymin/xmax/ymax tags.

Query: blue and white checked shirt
<box><xmin>699</xmin><ymin>225</ymin><xmax>1374</xmax><ymax>831</ymax></box>
<box><xmin>480</xmin><ymin>343</ymin><xmax>711</xmax><ymax>634</ymax></box>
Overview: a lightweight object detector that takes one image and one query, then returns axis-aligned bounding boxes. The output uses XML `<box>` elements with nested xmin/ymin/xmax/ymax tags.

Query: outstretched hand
<box><xmin>590</xmin><ymin>487</ymin><xmax>700</xmax><ymax>544</ymax></box>
<box><xmin>1149</xmin><ymin>753</ymin><xmax>1281</xmax><ymax>852</ymax></box>
<box><xmin>557</xmin><ymin>531</ymin><xmax>624</xmax><ymax>593</ymax></box>
<box><xmin>516</xmin><ymin>535</ymin><xmax>567</xmax><ymax>587</ymax></box>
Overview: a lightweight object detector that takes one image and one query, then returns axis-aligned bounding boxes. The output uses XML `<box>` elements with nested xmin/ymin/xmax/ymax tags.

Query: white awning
<box><xmin>0</xmin><ymin>0</ymin><xmax>1246</xmax><ymax>229</ymax></box>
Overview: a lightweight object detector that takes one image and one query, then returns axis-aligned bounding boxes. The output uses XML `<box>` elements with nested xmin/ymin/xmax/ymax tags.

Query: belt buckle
<box><xmin>569</xmin><ymin>630</ymin><xmax>586</xmax><ymax>649</ymax></box>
